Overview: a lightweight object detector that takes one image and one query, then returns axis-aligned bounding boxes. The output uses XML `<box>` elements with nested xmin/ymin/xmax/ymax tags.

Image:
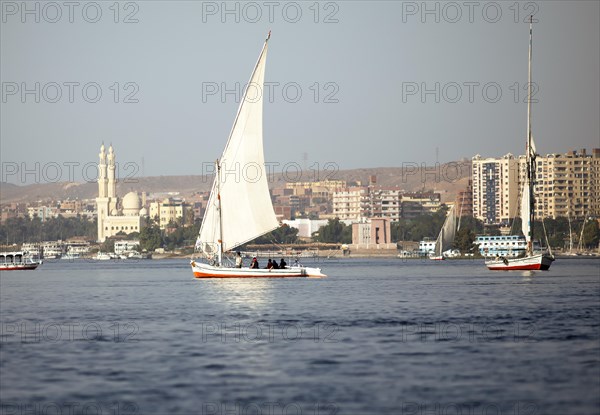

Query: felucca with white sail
<box><xmin>486</xmin><ymin>17</ymin><xmax>554</xmax><ymax>271</ymax></box>
<box><xmin>429</xmin><ymin>204</ymin><xmax>459</xmax><ymax>260</ymax></box>
<box><xmin>190</xmin><ymin>32</ymin><xmax>325</xmax><ymax>278</ymax></box>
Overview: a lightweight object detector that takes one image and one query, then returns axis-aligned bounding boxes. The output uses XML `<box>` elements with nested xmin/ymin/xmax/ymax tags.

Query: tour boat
<box><xmin>486</xmin><ymin>17</ymin><xmax>554</xmax><ymax>271</ymax></box>
<box><xmin>0</xmin><ymin>251</ymin><xmax>42</xmax><ymax>271</ymax></box>
<box><xmin>191</xmin><ymin>32</ymin><xmax>325</xmax><ymax>278</ymax></box>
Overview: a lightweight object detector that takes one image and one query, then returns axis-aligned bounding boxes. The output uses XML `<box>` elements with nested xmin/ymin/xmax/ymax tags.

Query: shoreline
<box><xmin>131</xmin><ymin>252</ymin><xmax>600</xmax><ymax>260</ymax></box>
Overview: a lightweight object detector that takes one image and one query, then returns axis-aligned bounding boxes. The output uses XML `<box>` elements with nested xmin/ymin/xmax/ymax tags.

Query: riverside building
<box><xmin>96</xmin><ymin>144</ymin><xmax>147</xmax><ymax>242</ymax></box>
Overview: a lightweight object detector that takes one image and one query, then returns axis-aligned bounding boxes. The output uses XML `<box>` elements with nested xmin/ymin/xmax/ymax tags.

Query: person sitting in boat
<box><xmin>266</xmin><ymin>259</ymin><xmax>273</xmax><ymax>269</ymax></box>
<box><xmin>250</xmin><ymin>257</ymin><xmax>259</xmax><ymax>269</ymax></box>
<box><xmin>279</xmin><ymin>258</ymin><xmax>287</xmax><ymax>269</ymax></box>
<box><xmin>235</xmin><ymin>251</ymin><xmax>243</xmax><ymax>268</ymax></box>
<box><xmin>272</xmin><ymin>260</ymin><xmax>279</xmax><ymax>269</ymax></box>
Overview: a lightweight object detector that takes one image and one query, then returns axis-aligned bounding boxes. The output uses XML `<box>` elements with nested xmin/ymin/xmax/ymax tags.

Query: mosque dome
<box><xmin>122</xmin><ymin>192</ymin><xmax>141</xmax><ymax>216</ymax></box>
<box><xmin>139</xmin><ymin>207</ymin><xmax>148</xmax><ymax>217</ymax></box>
<box><xmin>110</xmin><ymin>208</ymin><xmax>119</xmax><ymax>216</ymax></box>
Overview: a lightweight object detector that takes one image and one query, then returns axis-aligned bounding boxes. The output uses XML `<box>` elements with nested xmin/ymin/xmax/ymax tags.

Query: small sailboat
<box><xmin>576</xmin><ymin>216</ymin><xmax>587</xmax><ymax>254</ymax></box>
<box><xmin>565</xmin><ymin>213</ymin><xmax>576</xmax><ymax>255</ymax></box>
<box><xmin>190</xmin><ymin>32</ymin><xmax>325</xmax><ymax>278</ymax></box>
<box><xmin>486</xmin><ymin>17</ymin><xmax>554</xmax><ymax>271</ymax></box>
<box><xmin>429</xmin><ymin>204</ymin><xmax>458</xmax><ymax>260</ymax></box>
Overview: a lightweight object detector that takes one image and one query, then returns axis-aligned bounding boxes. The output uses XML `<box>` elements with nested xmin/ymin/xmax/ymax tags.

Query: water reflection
<box><xmin>200</xmin><ymin>278</ymin><xmax>275</xmax><ymax>308</ymax></box>
<box><xmin>521</xmin><ymin>271</ymin><xmax>536</xmax><ymax>280</ymax></box>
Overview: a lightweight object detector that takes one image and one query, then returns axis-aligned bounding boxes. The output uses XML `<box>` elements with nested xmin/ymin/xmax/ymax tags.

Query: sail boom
<box><xmin>225</xmin><ymin>224</ymin><xmax>280</xmax><ymax>253</ymax></box>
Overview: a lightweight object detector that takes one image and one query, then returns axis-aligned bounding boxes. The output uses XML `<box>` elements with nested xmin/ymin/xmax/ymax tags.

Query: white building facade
<box><xmin>282</xmin><ymin>219</ymin><xmax>329</xmax><ymax>238</ymax></box>
<box><xmin>96</xmin><ymin>144</ymin><xmax>147</xmax><ymax>242</ymax></box>
<box><xmin>471</xmin><ymin>154</ymin><xmax>519</xmax><ymax>225</ymax></box>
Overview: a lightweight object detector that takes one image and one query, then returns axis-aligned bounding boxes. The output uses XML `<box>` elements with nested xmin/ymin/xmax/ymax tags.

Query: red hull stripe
<box><xmin>487</xmin><ymin>263</ymin><xmax>550</xmax><ymax>271</ymax></box>
<box><xmin>0</xmin><ymin>266</ymin><xmax>39</xmax><ymax>271</ymax></box>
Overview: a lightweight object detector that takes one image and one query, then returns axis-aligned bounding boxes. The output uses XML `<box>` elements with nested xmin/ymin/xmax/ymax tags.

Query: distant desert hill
<box><xmin>0</xmin><ymin>161</ymin><xmax>471</xmax><ymax>204</ymax></box>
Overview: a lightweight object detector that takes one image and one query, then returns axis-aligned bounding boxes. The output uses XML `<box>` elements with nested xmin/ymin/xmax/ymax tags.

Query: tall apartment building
<box><xmin>400</xmin><ymin>192</ymin><xmax>442</xmax><ymax>219</ymax></box>
<box><xmin>332</xmin><ymin>186</ymin><xmax>402</xmax><ymax>222</ymax></box>
<box><xmin>530</xmin><ymin>148</ymin><xmax>600</xmax><ymax>220</ymax></box>
<box><xmin>332</xmin><ymin>187</ymin><xmax>368</xmax><ymax>221</ymax></box>
<box><xmin>378</xmin><ymin>189</ymin><xmax>402</xmax><ymax>221</ymax></box>
<box><xmin>471</xmin><ymin>154</ymin><xmax>519</xmax><ymax>225</ymax></box>
<box><xmin>285</xmin><ymin>180</ymin><xmax>347</xmax><ymax>196</ymax></box>
<box><xmin>473</xmin><ymin>149</ymin><xmax>599</xmax><ymax>224</ymax></box>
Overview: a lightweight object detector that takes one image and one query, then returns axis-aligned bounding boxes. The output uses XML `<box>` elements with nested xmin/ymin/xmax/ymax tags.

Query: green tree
<box><xmin>389</xmin><ymin>207</ymin><xmax>451</xmax><ymax>242</ymax></box>
<box><xmin>101</xmin><ymin>237</ymin><xmax>116</xmax><ymax>252</ymax></box>
<box><xmin>313</xmin><ymin>218</ymin><xmax>351</xmax><ymax>243</ymax></box>
<box><xmin>139</xmin><ymin>222</ymin><xmax>162</xmax><ymax>251</ymax></box>
<box><xmin>582</xmin><ymin>219</ymin><xmax>600</xmax><ymax>249</ymax></box>
<box><xmin>458</xmin><ymin>216</ymin><xmax>484</xmax><ymax>234</ymax></box>
<box><xmin>0</xmin><ymin>215</ymin><xmax>96</xmax><ymax>244</ymax></box>
<box><xmin>454</xmin><ymin>227</ymin><xmax>476</xmax><ymax>253</ymax></box>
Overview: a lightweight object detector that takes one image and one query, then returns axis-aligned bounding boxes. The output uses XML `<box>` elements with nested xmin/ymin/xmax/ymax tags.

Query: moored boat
<box><xmin>429</xmin><ymin>255</ymin><xmax>445</xmax><ymax>261</ymax></box>
<box><xmin>486</xmin><ymin>252</ymin><xmax>553</xmax><ymax>271</ymax></box>
<box><xmin>94</xmin><ymin>252</ymin><xmax>112</xmax><ymax>260</ymax></box>
<box><xmin>486</xmin><ymin>17</ymin><xmax>554</xmax><ymax>271</ymax></box>
<box><xmin>0</xmin><ymin>251</ymin><xmax>42</xmax><ymax>271</ymax></box>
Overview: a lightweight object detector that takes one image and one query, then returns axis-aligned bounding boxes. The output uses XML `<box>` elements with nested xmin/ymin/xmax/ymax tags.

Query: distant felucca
<box><xmin>429</xmin><ymin>204</ymin><xmax>459</xmax><ymax>260</ymax></box>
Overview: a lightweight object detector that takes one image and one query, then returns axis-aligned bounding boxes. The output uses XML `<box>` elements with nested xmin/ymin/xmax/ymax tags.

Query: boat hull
<box><xmin>191</xmin><ymin>261</ymin><xmax>326</xmax><ymax>278</ymax></box>
<box><xmin>486</xmin><ymin>253</ymin><xmax>554</xmax><ymax>271</ymax></box>
<box><xmin>0</xmin><ymin>263</ymin><xmax>40</xmax><ymax>271</ymax></box>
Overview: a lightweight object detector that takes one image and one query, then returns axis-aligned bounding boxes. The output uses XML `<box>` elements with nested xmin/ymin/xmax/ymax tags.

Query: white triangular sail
<box><xmin>196</xmin><ymin>35</ymin><xmax>278</xmax><ymax>258</ymax></box>
<box><xmin>434</xmin><ymin>204</ymin><xmax>457</xmax><ymax>256</ymax></box>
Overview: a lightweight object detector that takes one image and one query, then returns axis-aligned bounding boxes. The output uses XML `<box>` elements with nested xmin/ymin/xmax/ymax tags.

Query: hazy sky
<box><xmin>1</xmin><ymin>1</ymin><xmax>599</xmax><ymax>184</ymax></box>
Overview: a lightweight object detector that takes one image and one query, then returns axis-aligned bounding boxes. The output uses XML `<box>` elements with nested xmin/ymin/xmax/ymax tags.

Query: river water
<box><xmin>1</xmin><ymin>257</ymin><xmax>598</xmax><ymax>415</ymax></box>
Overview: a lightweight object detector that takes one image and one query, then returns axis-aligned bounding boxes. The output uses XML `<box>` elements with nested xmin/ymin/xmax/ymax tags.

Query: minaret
<box><xmin>108</xmin><ymin>144</ymin><xmax>116</xmax><ymax>198</ymax></box>
<box><xmin>98</xmin><ymin>143</ymin><xmax>107</xmax><ymax>197</ymax></box>
<box><xmin>107</xmin><ymin>144</ymin><xmax>119</xmax><ymax>215</ymax></box>
<box><xmin>96</xmin><ymin>143</ymin><xmax>110</xmax><ymax>242</ymax></box>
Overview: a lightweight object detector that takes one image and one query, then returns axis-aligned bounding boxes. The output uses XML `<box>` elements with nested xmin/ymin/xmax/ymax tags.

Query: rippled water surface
<box><xmin>1</xmin><ymin>257</ymin><xmax>599</xmax><ymax>414</ymax></box>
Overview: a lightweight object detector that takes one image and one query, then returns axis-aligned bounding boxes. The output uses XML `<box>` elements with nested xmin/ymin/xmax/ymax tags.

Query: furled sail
<box><xmin>521</xmin><ymin>133</ymin><xmax>537</xmax><ymax>247</ymax></box>
<box><xmin>196</xmin><ymin>35</ymin><xmax>278</xmax><ymax>257</ymax></box>
<box><xmin>434</xmin><ymin>204</ymin><xmax>457</xmax><ymax>256</ymax></box>
<box><xmin>520</xmin><ymin>167</ymin><xmax>531</xmax><ymax>245</ymax></box>
<box><xmin>520</xmin><ymin>99</ymin><xmax>536</xmax><ymax>246</ymax></box>
<box><xmin>521</xmin><ymin>16</ymin><xmax>536</xmax><ymax>251</ymax></box>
